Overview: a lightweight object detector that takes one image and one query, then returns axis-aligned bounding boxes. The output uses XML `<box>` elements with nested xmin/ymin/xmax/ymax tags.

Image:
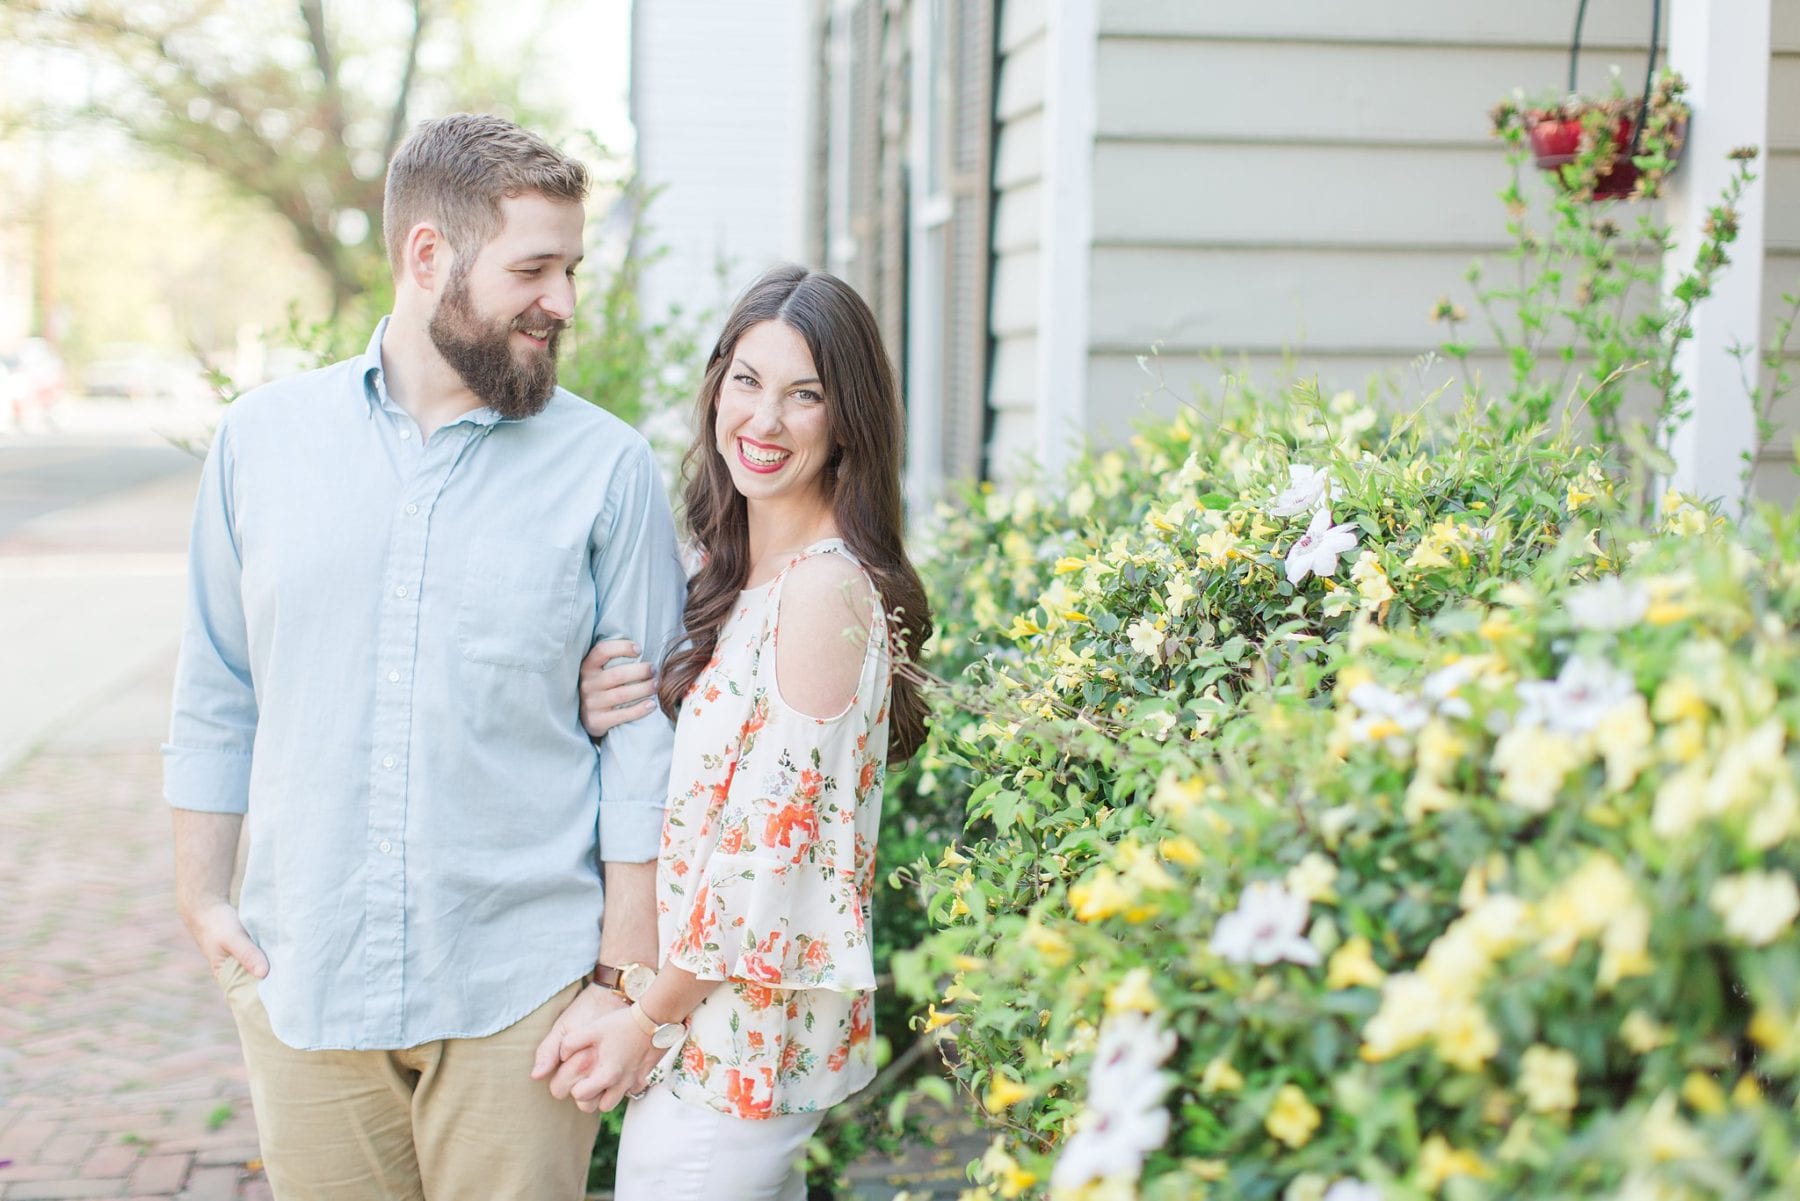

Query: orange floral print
<box><xmin>654</xmin><ymin>540</ymin><xmax>893</xmax><ymax>1119</ymax></box>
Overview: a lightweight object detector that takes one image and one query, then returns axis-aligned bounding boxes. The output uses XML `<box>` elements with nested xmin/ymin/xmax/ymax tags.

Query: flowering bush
<box><xmin>897</xmin><ymin>377</ymin><xmax>1800</xmax><ymax>1198</ymax></box>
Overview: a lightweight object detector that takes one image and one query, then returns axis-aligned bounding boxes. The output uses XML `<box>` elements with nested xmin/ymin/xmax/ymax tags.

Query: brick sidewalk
<box><xmin>0</xmin><ymin>746</ymin><xmax>267</xmax><ymax>1200</ymax></box>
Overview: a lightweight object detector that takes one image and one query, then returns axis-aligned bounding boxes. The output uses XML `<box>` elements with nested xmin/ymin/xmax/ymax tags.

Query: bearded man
<box><xmin>163</xmin><ymin>114</ymin><xmax>685</xmax><ymax>1199</ymax></box>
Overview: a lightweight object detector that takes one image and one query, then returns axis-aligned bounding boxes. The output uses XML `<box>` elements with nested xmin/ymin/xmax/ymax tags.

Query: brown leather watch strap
<box><xmin>591</xmin><ymin>963</ymin><xmax>624</xmax><ymax>991</ymax></box>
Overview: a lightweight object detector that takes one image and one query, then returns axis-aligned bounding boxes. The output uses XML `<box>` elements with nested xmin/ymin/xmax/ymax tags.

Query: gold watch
<box><xmin>592</xmin><ymin>961</ymin><xmax>656</xmax><ymax>1002</ymax></box>
<box><xmin>629</xmin><ymin>1000</ymin><xmax>687</xmax><ymax>1050</ymax></box>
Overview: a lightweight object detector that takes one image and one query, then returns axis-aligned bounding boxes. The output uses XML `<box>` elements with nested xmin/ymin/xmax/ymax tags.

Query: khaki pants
<box><xmin>219</xmin><ymin>961</ymin><xmax>600</xmax><ymax>1201</ymax></box>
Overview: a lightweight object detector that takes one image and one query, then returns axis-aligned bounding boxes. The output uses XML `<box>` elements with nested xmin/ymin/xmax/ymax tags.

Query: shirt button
<box><xmin>378</xmin><ymin>840</ymin><xmax>393</xmax><ymax>854</ymax></box>
<box><xmin>394</xmin><ymin>585</ymin><xmax>408</xmax><ymax>598</ymax></box>
<box><xmin>398</xmin><ymin>428</ymin><xmax>413</xmax><ymax>440</ymax></box>
<box><xmin>387</xmin><ymin>670</ymin><xmax>400</xmax><ymax>683</ymax></box>
<box><xmin>404</xmin><ymin>503</ymin><xmax>418</xmax><ymax>516</ymax></box>
<box><xmin>381</xmin><ymin>755</ymin><xmax>396</xmax><ymax>769</ymax></box>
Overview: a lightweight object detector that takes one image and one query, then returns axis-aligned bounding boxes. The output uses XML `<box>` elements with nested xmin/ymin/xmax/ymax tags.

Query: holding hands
<box><xmin>531</xmin><ymin>984</ymin><xmax>666</xmax><ymax>1113</ymax></box>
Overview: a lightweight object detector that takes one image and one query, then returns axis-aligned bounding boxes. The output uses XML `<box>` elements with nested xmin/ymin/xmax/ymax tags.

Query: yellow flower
<box><xmin>1069</xmin><ymin>869</ymin><xmax>1128</xmax><ymax>922</ymax></box>
<box><xmin>921</xmin><ymin>1004</ymin><xmax>958</xmax><ymax>1033</ymax></box>
<box><xmin>1151</xmin><ymin>772</ymin><xmax>1206</xmax><ymax>818</ymax></box>
<box><xmin>1642</xmin><ymin>1092</ymin><xmax>1706</xmax><ymax>1161</ymax></box>
<box><xmin>1435</xmin><ymin>1000</ymin><xmax>1501</xmax><ymax>1072</ymax></box>
<box><xmin>1651</xmin><ymin>765</ymin><xmax>1709</xmax><ymax>837</ymax></box>
<box><xmin>1490</xmin><ymin>724</ymin><xmax>1583</xmax><ymax>813</ymax></box>
<box><xmin>980</xmin><ymin>1139</ymin><xmax>1038</xmax><ymax>1199</ymax></box>
<box><xmin>1022</xmin><ymin>919</ymin><xmax>1074</xmax><ymax>966</ymax></box>
<box><xmin>1283</xmin><ymin>1175</ymin><xmax>1328</xmax><ymax>1201</ymax></box>
<box><xmin>1158</xmin><ymin>836</ymin><xmax>1204</xmax><ymax>867</ymax></box>
<box><xmin>1519</xmin><ymin>1044</ymin><xmax>1578</xmax><ymax>1113</ymax></box>
<box><xmin>1566</xmin><ymin>481</ymin><xmax>1595</xmax><ymax>511</ymax></box>
<box><xmin>1126</xmin><ymin>617</ymin><xmax>1165</xmax><ymax>659</ymax></box>
<box><xmin>1680</xmin><ymin>1071</ymin><xmax>1726</xmax><ymax>1116</ymax></box>
<box><xmin>1709</xmin><ymin>871</ymin><xmax>1800</xmax><ymax>945</ymax></box>
<box><xmin>1652</xmin><ymin>675</ymin><xmax>1708</xmax><ymax>724</ymax></box>
<box><xmin>943</xmin><ymin>978</ymin><xmax>982</xmax><ymax>1005</ymax></box>
<box><xmin>1326</xmin><ymin>937</ymin><xmax>1387</xmax><ymax>990</ymax></box>
<box><xmin>1188</xmin><ymin>1159</ymin><xmax>1228</xmax><ymax>1182</ymax></box>
<box><xmin>1265</xmin><ymin>1084</ymin><xmax>1322</xmax><ymax>1149</ymax></box>
<box><xmin>1199</xmin><ymin>1056</ymin><xmax>1244</xmax><ymax>1094</ymax></box>
<box><xmin>1415</xmin><ymin>719</ymin><xmax>1466</xmax><ymax>778</ymax></box>
<box><xmin>1621</xmin><ymin>1009</ymin><xmax>1673</xmax><ymax>1053</ymax></box>
<box><xmin>940</xmin><ymin>844</ymin><xmax>970</xmax><ymax>867</ymax></box>
<box><xmin>1598</xmin><ymin>902</ymin><xmax>1654</xmax><ymax>989</ymax></box>
<box><xmin>1750</xmin><ymin>1007</ymin><xmax>1794</xmax><ymax>1055</ymax></box>
<box><xmin>1285</xmin><ymin>852</ymin><xmax>1339</xmax><ymax>904</ymax></box>
<box><xmin>1350</xmin><ymin>551</ymin><xmax>1395</xmax><ymax>605</ymax></box>
<box><xmin>983</xmin><ymin>1073</ymin><xmax>1034</xmax><ymax>1112</ymax></box>
<box><xmin>1477</xmin><ymin>607</ymin><xmax>1521</xmax><ymax>643</ymax></box>
<box><xmin>1417</xmin><ymin>1135</ymin><xmax>1489</xmax><ymax>1191</ymax></box>
<box><xmin>1404</xmin><ymin>775</ymin><xmax>1458</xmax><ymax>823</ymax></box>
<box><xmin>1052</xmin><ymin>556</ymin><xmax>1087</xmax><ymax>575</ymax></box>
<box><xmin>1591</xmin><ymin>695</ymin><xmax>1653</xmax><ymax>792</ymax></box>
<box><xmin>1195</xmin><ymin>526</ymin><xmax>1240</xmax><ymax>566</ymax></box>
<box><xmin>1005</xmin><ymin>614</ymin><xmax>1042</xmax><ymax>640</ymax></box>
<box><xmin>1731</xmin><ymin>1076</ymin><xmax>1763</xmax><ymax>1108</ymax></box>
<box><xmin>1105</xmin><ymin>967</ymin><xmax>1159</xmax><ymax>1014</ymax></box>
<box><xmin>1361</xmin><ymin>973</ymin><xmax>1446</xmax><ymax>1062</ymax></box>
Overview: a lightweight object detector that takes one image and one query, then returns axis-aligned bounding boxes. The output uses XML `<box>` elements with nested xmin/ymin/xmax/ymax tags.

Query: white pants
<box><xmin>613</xmin><ymin>1083</ymin><xmax>825</xmax><ymax>1201</ymax></box>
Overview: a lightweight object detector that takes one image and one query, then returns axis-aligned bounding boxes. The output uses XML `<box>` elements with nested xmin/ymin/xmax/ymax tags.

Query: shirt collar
<box><xmin>357</xmin><ymin>315</ymin><xmax>519</xmax><ymax>430</ymax></box>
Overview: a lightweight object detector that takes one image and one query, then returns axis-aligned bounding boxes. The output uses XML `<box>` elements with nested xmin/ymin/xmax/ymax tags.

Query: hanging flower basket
<box><xmin>1522</xmin><ymin>98</ymin><xmax>1688</xmax><ymax>200</ymax></box>
<box><xmin>1494</xmin><ymin>1</ymin><xmax>1690</xmax><ymax>201</ymax></box>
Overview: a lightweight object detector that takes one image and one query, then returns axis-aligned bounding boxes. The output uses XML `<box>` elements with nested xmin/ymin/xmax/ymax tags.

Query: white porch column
<box><xmin>1034</xmin><ymin>0</ymin><xmax>1096</xmax><ymax>476</ymax></box>
<box><xmin>1664</xmin><ymin>0</ymin><xmax>1770</xmax><ymax>515</ymax></box>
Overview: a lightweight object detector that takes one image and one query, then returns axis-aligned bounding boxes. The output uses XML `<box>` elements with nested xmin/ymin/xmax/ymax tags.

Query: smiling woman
<box><xmin>714</xmin><ymin>320</ymin><xmax>834</xmax><ymax>505</ymax></box>
<box><xmin>559</xmin><ymin>264</ymin><xmax>934</xmax><ymax>1200</ymax></box>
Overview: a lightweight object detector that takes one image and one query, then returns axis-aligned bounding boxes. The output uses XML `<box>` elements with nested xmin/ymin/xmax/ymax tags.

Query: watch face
<box><xmin>651</xmin><ymin>1023</ymin><xmax>686</xmax><ymax>1050</ymax></box>
<box><xmin>621</xmin><ymin>964</ymin><xmax>656</xmax><ymax>1001</ymax></box>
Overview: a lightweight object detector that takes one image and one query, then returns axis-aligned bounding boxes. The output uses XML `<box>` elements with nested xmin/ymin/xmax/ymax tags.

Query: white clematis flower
<box><xmin>1564</xmin><ymin>576</ymin><xmax>1650</xmax><ymax>632</ymax></box>
<box><xmin>1514</xmin><ymin>655</ymin><xmax>1639</xmax><ymax>736</ymax></box>
<box><xmin>1209</xmin><ymin>880</ymin><xmax>1321</xmax><ymax>967</ymax></box>
<box><xmin>1285</xmin><ymin>508</ymin><xmax>1360</xmax><ymax>585</ymax></box>
<box><xmin>1269</xmin><ymin>464</ymin><xmax>1344</xmax><ymax>517</ymax></box>
<box><xmin>1050</xmin><ymin>1011</ymin><xmax>1176</xmax><ymax>1192</ymax></box>
<box><xmin>1324</xmin><ymin>1182</ymin><xmax>1383</xmax><ymax>1201</ymax></box>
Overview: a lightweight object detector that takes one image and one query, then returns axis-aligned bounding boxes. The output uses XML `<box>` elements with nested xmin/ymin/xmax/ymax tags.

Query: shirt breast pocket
<box><xmin>456</xmin><ymin>535</ymin><xmax>581</xmax><ymax>673</ymax></box>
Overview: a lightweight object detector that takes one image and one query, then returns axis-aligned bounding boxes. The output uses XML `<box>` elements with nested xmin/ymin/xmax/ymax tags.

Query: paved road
<box><xmin>0</xmin><ymin>443</ymin><xmax>202</xmax><ymax>541</ymax></box>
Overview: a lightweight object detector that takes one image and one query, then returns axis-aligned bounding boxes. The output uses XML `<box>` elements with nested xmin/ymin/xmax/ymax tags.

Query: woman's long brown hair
<box><xmin>657</xmin><ymin>265</ymin><xmax>932</xmax><ymax>763</ymax></box>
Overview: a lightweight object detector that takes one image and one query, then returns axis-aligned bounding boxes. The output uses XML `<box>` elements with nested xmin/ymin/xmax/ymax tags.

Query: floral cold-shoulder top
<box><xmin>654</xmin><ymin>538</ymin><xmax>891</xmax><ymax>1118</ymax></box>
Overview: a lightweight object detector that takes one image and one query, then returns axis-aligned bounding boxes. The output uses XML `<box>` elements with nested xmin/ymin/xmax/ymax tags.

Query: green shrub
<box><xmin>895</xmin><ymin>367</ymin><xmax>1800</xmax><ymax>1199</ymax></box>
<box><xmin>921</xmin><ymin>503</ymin><xmax>1800</xmax><ymax>1199</ymax></box>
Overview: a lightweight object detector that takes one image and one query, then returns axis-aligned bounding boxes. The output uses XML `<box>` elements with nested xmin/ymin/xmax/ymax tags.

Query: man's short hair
<box><xmin>382</xmin><ymin>113</ymin><xmax>589</xmax><ymax>278</ymax></box>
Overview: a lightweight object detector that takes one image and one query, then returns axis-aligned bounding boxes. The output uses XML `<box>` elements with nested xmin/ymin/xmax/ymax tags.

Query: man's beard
<box><xmin>427</xmin><ymin>270</ymin><xmax>564</xmax><ymax>420</ymax></box>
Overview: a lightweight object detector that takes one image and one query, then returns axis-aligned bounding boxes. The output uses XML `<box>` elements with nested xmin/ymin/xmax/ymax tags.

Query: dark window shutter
<box><xmin>941</xmin><ymin>0</ymin><xmax>995</xmax><ymax>483</ymax></box>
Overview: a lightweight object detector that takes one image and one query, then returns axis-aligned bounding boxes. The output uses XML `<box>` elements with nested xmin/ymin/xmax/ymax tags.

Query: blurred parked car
<box><xmin>81</xmin><ymin>344</ymin><xmax>208</xmax><ymax>403</ymax></box>
<box><xmin>2</xmin><ymin>338</ymin><xmax>66</xmax><ymax>427</ymax></box>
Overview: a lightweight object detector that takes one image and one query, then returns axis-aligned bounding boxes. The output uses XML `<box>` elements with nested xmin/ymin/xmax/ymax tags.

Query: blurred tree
<box><xmin>1</xmin><ymin>1</ymin><xmax>548</xmax><ymax>313</ymax></box>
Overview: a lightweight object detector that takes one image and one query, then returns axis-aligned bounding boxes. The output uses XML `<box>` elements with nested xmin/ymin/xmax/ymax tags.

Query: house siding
<box><xmin>1076</xmin><ymin>0</ymin><xmax>1800</xmax><ymax>503</ymax></box>
<box><xmin>630</xmin><ymin>0</ymin><xmax>814</xmax><ymax>327</ymax></box>
<box><xmin>1758</xmin><ymin>20</ymin><xmax>1800</xmax><ymax>507</ymax></box>
<box><xmin>986</xmin><ymin>0</ymin><xmax>1050</xmax><ymax>475</ymax></box>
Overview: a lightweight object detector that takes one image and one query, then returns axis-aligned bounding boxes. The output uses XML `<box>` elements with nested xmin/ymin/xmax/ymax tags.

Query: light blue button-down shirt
<box><xmin>164</xmin><ymin>319</ymin><xmax>686</xmax><ymax>1052</ymax></box>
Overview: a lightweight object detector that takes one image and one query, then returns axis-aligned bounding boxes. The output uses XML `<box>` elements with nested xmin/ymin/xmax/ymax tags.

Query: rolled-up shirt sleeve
<box><xmin>163</xmin><ymin>414</ymin><xmax>257</xmax><ymax>813</ymax></box>
<box><xmin>590</xmin><ymin>442</ymin><xmax>686</xmax><ymax>861</ymax></box>
<box><xmin>665</xmin><ymin>703</ymin><xmax>879</xmax><ymax>994</ymax></box>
